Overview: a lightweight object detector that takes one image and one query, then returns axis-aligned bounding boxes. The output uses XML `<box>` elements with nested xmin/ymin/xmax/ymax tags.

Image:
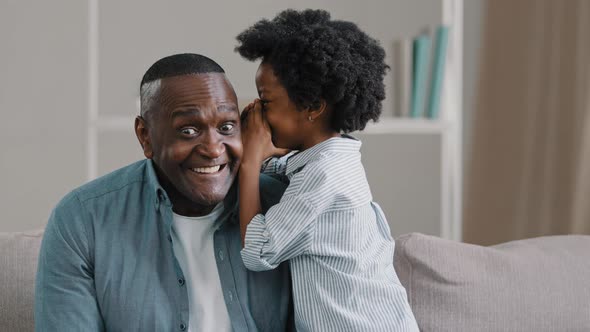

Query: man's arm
<box><xmin>35</xmin><ymin>193</ymin><xmax>104</xmax><ymax>331</ymax></box>
<box><xmin>259</xmin><ymin>173</ymin><xmax>289</xmax><ymax>213</ymax></box>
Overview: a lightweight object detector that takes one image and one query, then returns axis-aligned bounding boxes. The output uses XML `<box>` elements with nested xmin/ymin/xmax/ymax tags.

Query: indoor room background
<box><xmin>2</xmin><ymin>0</ymin><xmax>588</xmax><ymax>245</ymax></box>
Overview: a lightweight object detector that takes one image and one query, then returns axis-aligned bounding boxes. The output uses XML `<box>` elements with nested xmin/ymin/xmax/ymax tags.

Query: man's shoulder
<box><xmin>258</xmin><ymin>173</ymin><xmax>289</xmax><ymax>213</ymax></box>
<box><xmin>74</xmin><ymin>160</ymin><xmax>148</xmax><ymax>202</ymax></box>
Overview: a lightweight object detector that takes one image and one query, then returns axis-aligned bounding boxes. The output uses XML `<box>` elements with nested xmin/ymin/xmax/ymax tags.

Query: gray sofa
<box><xmin>1</xmin><ymin>229</ymin><xmax>43</xmax><ymax>332</ymax></box>
<box><xmin>1</xmin><ymin>229</ymin><xmax>589</xmax><ymax>331</ymax></box>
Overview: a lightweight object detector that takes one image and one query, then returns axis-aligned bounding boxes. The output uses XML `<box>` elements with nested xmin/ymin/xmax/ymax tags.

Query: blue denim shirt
<box><xmin>35</xmin><ymin>159</ymin><xmax>293</xmax><ymax>331</ymax></box>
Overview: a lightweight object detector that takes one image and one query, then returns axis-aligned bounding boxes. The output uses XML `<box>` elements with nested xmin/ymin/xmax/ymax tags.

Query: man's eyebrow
<box><xmin>170</xmin><ymin>104</ymin><xmax>238</xmax><ymax>119</ymax></box>
<box><xmin>217</xmin><ymin>104</ymin><xmax>239</xmax><ymax>113</ymax></box>
<box><xmin>171</xmin><ymin>108</ymin><xmax>200</xmax><ymax>119</ymax></box>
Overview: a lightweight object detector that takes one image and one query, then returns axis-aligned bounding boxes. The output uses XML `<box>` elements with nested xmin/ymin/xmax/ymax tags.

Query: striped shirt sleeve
<box><xmin>241</xmin><ymin>193</ymin><xmax>318</xmax><ymax>271</ymax></box>
<box><xmin>260</xmin><ymin>153</ymin><xmax>294</xmax><ymax>175</ymax></box>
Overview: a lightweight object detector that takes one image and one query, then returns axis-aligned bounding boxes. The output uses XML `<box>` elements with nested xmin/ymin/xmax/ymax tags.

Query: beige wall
<box><xmin>464</xmin><ymin>0</ymin><xmax>590</xmax><ymax>245</ymax></box>
<box><xmin>463</xmin><ymin>0</ymin><xmax>485</xmax><ymax>171</ymax></box>
<box><xmin>1</xmin><ymin>1</ymin><xmax>88</xmax><ymax>232</ymax></box>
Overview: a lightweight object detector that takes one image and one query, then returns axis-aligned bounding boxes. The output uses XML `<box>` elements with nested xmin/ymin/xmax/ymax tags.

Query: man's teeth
<box><xmin>192</xmin><ymin>165</ymin><xmax>221</xmax><ymax>174</ymax></box>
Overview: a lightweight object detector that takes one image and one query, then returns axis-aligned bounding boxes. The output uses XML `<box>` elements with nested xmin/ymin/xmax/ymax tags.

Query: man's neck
<box><xmin>172</xmin><ymin>201</ymin><xmax>216</xmax><ymax>217</ymax></box>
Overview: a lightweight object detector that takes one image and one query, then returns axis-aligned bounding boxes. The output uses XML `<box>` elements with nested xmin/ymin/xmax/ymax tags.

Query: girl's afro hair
<box><xmin>235</xmin><ymin>9</ymin><xmax>388</xmax><ymax>132</ymax></box>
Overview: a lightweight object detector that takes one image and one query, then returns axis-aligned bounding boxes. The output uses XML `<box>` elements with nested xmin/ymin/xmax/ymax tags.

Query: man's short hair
<box><xmin>140</xmin><ymin>53</ymin><xmax>226</xmax><ymax>117</ymax></box>
<box><xmin>141</xmin><ymin>53</ymin><xmax>225</xmax><ymax>86</ymax></box>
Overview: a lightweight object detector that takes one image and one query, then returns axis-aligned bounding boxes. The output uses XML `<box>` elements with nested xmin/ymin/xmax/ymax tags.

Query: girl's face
<box><xmin>255</xmin><ymin>62</ymin><xmax>309</xmax><ymax>150</ymax></box>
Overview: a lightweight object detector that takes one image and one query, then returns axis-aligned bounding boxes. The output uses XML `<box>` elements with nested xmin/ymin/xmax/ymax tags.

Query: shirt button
<box><xmin>178</xmin><ymin>278</ymin><xmax>185</xmax><ymax>286</ymax></box>
<box><xmin>228</xmin><ymin>291</ymin><xmax>234</xmax><ymax>302</ymax></box>
<box><xmin>263</xmin><ymin>230</ymin><xmax>270</xmax><ymax>238</ymax></box>
<box><xmin>180</xmin><ymin>323</ymin><xmax>187</xmax><ymax>331</ymax></box>
<box><xmin>218</xmin><ymin>250</ymin><xmax>224</xmax><ymax>261</ymax></box>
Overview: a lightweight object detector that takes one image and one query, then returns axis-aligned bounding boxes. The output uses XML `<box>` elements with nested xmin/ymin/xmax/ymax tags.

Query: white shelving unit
<box><xmin>363</xmin><ymin>118</ymin><xmax>450</xmax><ymax>135</ymax></box>
<box><xmin>441</xmin><ymin>0</ymin><xmax>463</xmax><ymax>242</ymax></box>
<box><xmin>86</xmin><ymin>0</ymin><xmax>463</xmax><ymax>241</ymax></box>
<box><xmin>349</xmin><ymin>0</ymin><xmax>462</xmax><ymax>241</ymax></box>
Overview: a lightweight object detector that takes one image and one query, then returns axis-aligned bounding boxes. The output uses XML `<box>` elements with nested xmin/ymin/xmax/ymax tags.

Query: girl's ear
<box><xmin>306</xmin><ymin>99</ymin><xmax>328</xmax><ymax>122</ymax></box>
<box><xmin>135</xmin><ymin>116</ymin><xmax>154</xmax><ymax>159</ymax></box>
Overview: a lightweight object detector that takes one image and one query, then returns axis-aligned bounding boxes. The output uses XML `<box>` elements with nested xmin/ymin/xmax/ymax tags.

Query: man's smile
<box><xmin>188</xmin><ymin>163</ymin><xmax>228</xmax><ymax>175</ymax></box>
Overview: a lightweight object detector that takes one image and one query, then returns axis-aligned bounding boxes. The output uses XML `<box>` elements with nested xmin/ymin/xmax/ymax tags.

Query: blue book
<box><xmin>411</xmin><ymin>35</ymin><xmax>431</xmax><ymax>118</ymax></box>
<box><xmin>426</xmin><ymin>26</ymin><xmax>450</xmax><ymax>119</ymax></box>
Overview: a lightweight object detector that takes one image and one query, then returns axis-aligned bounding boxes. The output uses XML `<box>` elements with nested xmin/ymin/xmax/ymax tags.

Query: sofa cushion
<box><xmin>393</xmin><ymin>233</ymin><xmax>590</xmax><ymax>332</ymax></box>
<box><xmin>0</xmin><ymin>229</ymin><xmax>44</xmax><ymax>332</ymax></box>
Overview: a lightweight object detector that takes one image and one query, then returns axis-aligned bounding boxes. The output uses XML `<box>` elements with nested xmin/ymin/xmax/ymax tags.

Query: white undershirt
<box><xmin>171</xmin><ymin>203</ymin><xmax>232</xmax><ymax>332</ymax></box>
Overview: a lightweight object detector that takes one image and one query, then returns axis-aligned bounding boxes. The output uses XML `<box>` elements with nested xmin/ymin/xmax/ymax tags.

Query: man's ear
<box><xmin>135</xmin><ymin>116</ymin><xmax>153</xmax><ymax>159</ymax></box>
<box><xmin>306</xmin><ymin>99</ymin><xmax>328</xmax><ymax>122</ymax></box>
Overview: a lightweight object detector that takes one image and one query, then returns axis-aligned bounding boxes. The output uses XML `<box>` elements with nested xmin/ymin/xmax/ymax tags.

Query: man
<box><xmin>35</xmin><ymin>53</ymin><xmax>292</xmax><ymax>331</ymax></box>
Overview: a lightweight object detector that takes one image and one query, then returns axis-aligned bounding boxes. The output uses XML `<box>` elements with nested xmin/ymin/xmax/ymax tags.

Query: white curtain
<box><xmin>464</xmin><ymin>0</ymin><xmax>590</xmax><ymax>245</ymax></box>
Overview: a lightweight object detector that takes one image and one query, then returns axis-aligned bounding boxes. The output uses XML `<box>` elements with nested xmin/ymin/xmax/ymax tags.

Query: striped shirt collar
<box><xmin>285</xmin><ymin>134</ymin><xmax>361</xmax><ymax>177</ymax></box>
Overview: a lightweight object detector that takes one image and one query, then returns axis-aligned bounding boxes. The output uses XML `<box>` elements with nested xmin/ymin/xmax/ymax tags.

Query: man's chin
<box><xmin>170</xmin><ymin>190</ymin><xmax>227</xmax><ymax>216</ymax></box>
<box><xmin>176</xmin><ymin>167</ymin><xmax>238</xmax><ymax>210</ymax></box>
<box><xmin>186</xmin><ymin>183</ymin><xmax>233</xmax><ymax>207</ymax></box>
<box><xmin>190</xmin><ymin>195</ymin><xmax>225</xmax><ymax>208</ymax></box>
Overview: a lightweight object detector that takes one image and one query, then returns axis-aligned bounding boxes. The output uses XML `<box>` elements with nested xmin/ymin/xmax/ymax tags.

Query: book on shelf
<box><xmin>392</xmin><ymin>24</ymin><xmax>450</xmax><ymax>120</ymax></box>
<box><xmin>426</xmin><ymin>25</ymin><xmax>450</xmax><ymax>119</ymax></box>
<box><xmin>410</xmin><ymin>34</ymin><xmax>431</xmax><ymax>118</ymax></box>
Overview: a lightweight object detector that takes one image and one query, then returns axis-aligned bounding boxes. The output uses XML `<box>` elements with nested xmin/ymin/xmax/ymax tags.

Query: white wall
<box><xmin>96</xmin><ymin>0</ymin><xmax>442</xmax><ymax>120</ymax></box>
<box><xmin>1</xmin><ymin>1</ymin><xmax>481</xmax><ymax>233</ymax></box>
<box><xmin>1</xmin><ymin>1</ymin><xmax>88</xmax><ymax>232</ymax></box>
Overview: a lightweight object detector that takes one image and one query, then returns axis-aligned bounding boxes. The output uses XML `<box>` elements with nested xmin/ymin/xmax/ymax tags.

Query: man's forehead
<box><xmin>157</xmin><ymin>73</ymin><xmax>237</xmax><ymax>103</ymax></box>
<box><xmin>142</xmin><ymin>74</ymin><xmax>236</xmax><ymax>123</ymax></box>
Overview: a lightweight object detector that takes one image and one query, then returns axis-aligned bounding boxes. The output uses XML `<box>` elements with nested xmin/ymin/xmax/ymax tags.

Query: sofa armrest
<box><xmin>394</xmin><ymin>233</ymin><xmax>590</xmax><ymax>331</ymax></box>
<box><xmin>0</xmin><ymin>229</ymin><xmax>45</xmax><ymax>332</ymax></box>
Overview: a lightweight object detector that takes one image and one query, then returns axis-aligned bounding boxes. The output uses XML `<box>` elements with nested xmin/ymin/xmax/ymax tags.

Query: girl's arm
<box><xmin>239</xmin><ymin>100</ymin><xmax>288</xmax><ymax>246</ymax></box>
<box><xmin>239</xmin><ymin>160</ymin><xmax>263</xmax><ymax>246</ymax></box>
<box><xmin>241</xmin><ymin>187</ymin><xmax>318</xmax><ymax>271</ymax></box>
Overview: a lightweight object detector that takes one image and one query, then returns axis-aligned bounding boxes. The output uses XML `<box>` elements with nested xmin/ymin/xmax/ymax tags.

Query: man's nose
<box><xmin>196</xmin><ymin>129</ymin><xmax>225</xmax><ymax>159</ymax></box>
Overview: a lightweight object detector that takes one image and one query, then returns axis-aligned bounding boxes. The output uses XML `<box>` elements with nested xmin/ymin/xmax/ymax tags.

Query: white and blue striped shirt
<box><xmin>242</xmin><ymin>135</ymin><xmax>419</xmax><ymax>331</ymax></box>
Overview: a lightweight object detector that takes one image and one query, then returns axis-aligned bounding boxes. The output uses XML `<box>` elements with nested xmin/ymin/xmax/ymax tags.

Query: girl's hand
<box><xmin>241</xmin><ymin>99</ymin><xmax>289</xmax><ymax>166</ymax></box>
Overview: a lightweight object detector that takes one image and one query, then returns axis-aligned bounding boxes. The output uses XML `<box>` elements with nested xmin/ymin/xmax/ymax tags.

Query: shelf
<box><xmin>361</xmin><ymin>118</ymin><xmax>450</xmax><ymax>135</ymax></box>
<box><xmin>81</xmin><ymin>0</ymin><xmax>463</xmax><ymax>243</ymax></box>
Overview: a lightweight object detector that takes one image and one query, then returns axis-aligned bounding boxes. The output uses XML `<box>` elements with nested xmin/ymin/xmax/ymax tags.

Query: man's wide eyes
<box><xmin>179</xmin><ymin>123</ymin><xmax>235</xmax><ymax>136</ymax></box>
<box><xmin>220</xmin><ymin>123</ymin><xmax>235</xmax><ymax>133</ymax></box>
<box><xmin>181</xmin><ymin>128</ymin><xmax>198</xmax><ymax>135</ymax></box>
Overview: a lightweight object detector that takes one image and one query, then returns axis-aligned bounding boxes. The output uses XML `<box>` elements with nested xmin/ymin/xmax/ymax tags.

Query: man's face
<box><xmin>136</xmin><ymin>74</ymin><xmax>242</xmax><ymax>216</ymax></box>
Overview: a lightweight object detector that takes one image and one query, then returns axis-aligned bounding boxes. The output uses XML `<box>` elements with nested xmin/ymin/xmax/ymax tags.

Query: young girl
<box><xmin>236</xmin><ymin>9</ymin><xmax>419</xmax><ymax>331</ymax></box>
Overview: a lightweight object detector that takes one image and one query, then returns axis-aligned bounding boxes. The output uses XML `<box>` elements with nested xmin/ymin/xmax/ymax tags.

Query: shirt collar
<box><xmin>220</xmin><ymin>182</ymin><xmax>239</xmax><ymax>225</ymax></box>
<box><xmin>145</xmin><ymin>159</ymin><xmax>170</xmax><ymax>212</ymax></box>
<box><xmin>285</xmin><ymin>134</ymin><xmax>361</xmax><ymax>177</ymax></box>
